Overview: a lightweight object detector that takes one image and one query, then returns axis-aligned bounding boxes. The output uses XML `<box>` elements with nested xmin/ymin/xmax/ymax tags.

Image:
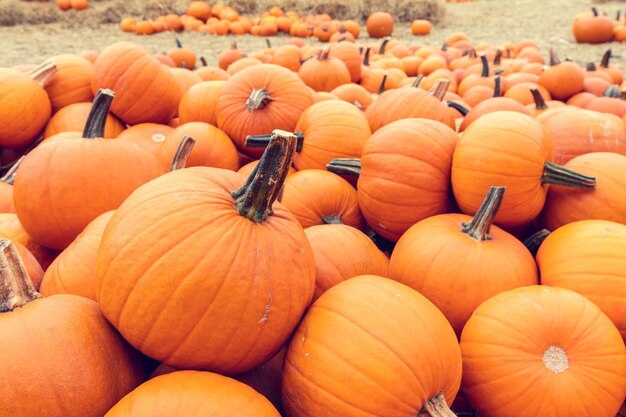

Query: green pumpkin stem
<box><xmin>0</xmin><ymin>156</ymin><xmax>24</xmax><ymax>185</ymax></box>
<box><xmin>480</xmin><ymin>54</ymin><xmax>490</xmax><ymax>77</ymax></box>
<box><xmin>530</xmin><ymin>88</ymin><xmax>547</xmax><ymax>109</ymax></box>
<box><xmin>524</xmin><ymin>229</ymin><xmax>551</xmax><ymax>257</ymax></box>
<box><xmin>170</xmin><ymin>136</ymin><xmax>196</xmax><ymax>172</ymax></box>
<box><xmin>246</xmin><ymin>88</ymin><xmax>273</xmax><ymax>111</ymax></box>
<box><xmin>542</xmin><ymin>161</ymin><xmax>596</xmax><ymax>188</ymax></box>
<box><xmin>493</xmin><ymin>76</ymin><xmax>501</xmax><ymax>97</ymax></box>
<box><xmin>447</xmin><ymin>100</ymin><xmax>469</xmax><ymax>116</ymax></box>
<box><xmin>83</xmin><ymin>89</ymin><xmax>115</xmax><ymax>139</ymax></box>
<box><xmin>326</xmin><ymin>158</ymin><xmax>361</xmax><ymax>177</ymax></box>
<box><xmin>418</xmin><ymin>393</ymin><xmax>457</xmax><ymax>417</ymax></box>
<box><xmin>246</xmin><ymin>132</ymin><xmax>304</xmax><ymax>151</ymax></box>
<box><xmin>322</xmin><ymin>215</ymin><xmax>343</xmax><ymax>224</ymax></box>
<box><xmin>0</xmin><ymin>239</ymin><xmax>41</xmax><ymax>313</ymax></box>
<box><xmin>600</xmin><ymin>49</ymin><xmax>612</xmax><ymax>68</ymax></box>
<box><xmin>461</xmin><ymin>186</ymin><xmax>505</xmax><ymax>241</ymax></box>
<box><xmin>28</xmin><ymin>62</ymin><xmax>58</xmax><ymax>87</ymax></box>
<box><xmin>233</xmin><ymin>130</ymin><xmax>297</xmax><ymax>223</ymax></box>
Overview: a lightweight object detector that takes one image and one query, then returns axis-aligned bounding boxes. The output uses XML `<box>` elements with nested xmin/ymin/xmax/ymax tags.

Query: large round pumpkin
<box><xmin>217</xmin><ymin>64</ymin><xmax>313</xmax><ymax>158</ymax></box>
<box><xmin>282</xmin><ymin>275</ymin><xmax>462</xmax><ymax>417</ymax></box>
<box><xmin>0</xmin><ymin>239</ymin><xmax>144</xmax><ymax>417</ymax></box>
<box><xmin>96</xmin><ymin>131</ymin><xmax>315</xmax><ymax>375</ymax></box>
<box><xmin>13</xmin><ymin>89</ymin><xmax>164</xmax><ymax>249</ymax></box>
<box><xmin>91</xmin><ymin>42</ymin><xmax>180</xmax><ymax>125</ymax></box>
<box><xmin>461</xmin><ymin>285</ymin><xmax>626</xmax><ymax>417</ymax></box>
<box><xmin>389</xmin><ymin>187</ymin><xmax>538</xmax><ymax>337</ymax></box>
<box><xmin>538</xmin><ymin>220</ymin><xmax>626</xmax><ymax>340</ymax></box>
<box><xmin>105</xmin><ymin>371</ymin><xmax>280</xmax><ymax>417</ymax></box>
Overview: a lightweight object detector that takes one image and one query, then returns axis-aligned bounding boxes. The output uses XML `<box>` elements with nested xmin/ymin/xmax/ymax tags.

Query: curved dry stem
<box><xmin>0</xmin><ymin>239</ymin><xmax>41</xmax><ymax>313</ymax></box>
<box><xmin>418</xmin><ymin>393</ymin><xmax>457</xmax><ymax>417</ymax></box>
<box><xmin>326</xmin><ymin>158</ymin><xmax>361</xmax><ymax>177</ymax></box>
<box><xmin>430</xmin><ymin>79</ymin><xmax>450</xmax><ymax>101</ymax></box>
<box><xmin>542</xmin><ymin>161</ymin><xmax>596</xmax><ymax>188</ymax></box>
<box><xmin>28</xmin><ymin>62</ymin><xmax>58</xmax><ymax>87</ymax></box>
<box><xmin>447</xmin><ymin>100</ymin><xmax>469</xmax><ymax>116</ymax></box>
<box><xmin>524</xmin><ymin>229</ymin><xmax>551</xmax><ymax>257</ymax></box>
<box><xmin>246</xmin><ymin>132</ymin><xmax>304</xmax><ymax>152</ymax></box>
<box><xmin>83</xmin><ymin>89</ymin><xmax>115</xmax><ymax>139</ymax></box>
<box><xmin>246</xmin><ymin>88</ymin><xmax>273</xmax><ymax>111</ymax></box>
<box><xmin>530</xmin><ymin>88</ymin><xmax>547</xmax><ymax>109</ymax></box>
<box><xmin>170</xmin><ymin>136</ymin><xmax>196</xmax><ymax>172</ymax></box>
<box><xmin>461</xmin><ymin>186</ymin><xmax>505</xmax><ymax>241</ymax></box>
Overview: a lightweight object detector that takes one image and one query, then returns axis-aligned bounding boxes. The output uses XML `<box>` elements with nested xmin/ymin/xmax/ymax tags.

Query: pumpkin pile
<box><xmin>574</xmin><ymin>7</ymin><xmax>626</xmax><ymax>43</ymax></box>
<box><xmin>2</xmin><ymin>13</ymin><xmax>626</xmax><ymax>417</ymax></box>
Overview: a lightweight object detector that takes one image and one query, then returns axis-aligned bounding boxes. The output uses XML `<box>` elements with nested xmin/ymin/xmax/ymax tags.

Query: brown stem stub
<box><xmin>412</xmin><ymin>74</ymin><xmax>425</xmax><ymax>88</ymax></box>
<box><xmin>430</xmin><ymin>79</ymin><xmax>450</xmax><ymax>101</ymax></box>
<box><xmin>601</xmin><ymin>49</ymin><xmax>612</xmax><ymax>68</ymax></box>
<box><xmin>326</xmin><ymin>158</ymin><xmax>361</xmax><ymax>177</ymax></box>
<box><xmin>530</xmin><ymin>88</ymin><xmax>547</xmax><ymax>109</ymax></box>
<box><xmin>318</xmin><ymin>46</ymin><xmax>331</xmax><ymax>61</ymax></box>
<box><xmin>246</xmin><ymin>88</ymin><xmax>273</xmax><ymax>111</ymax></box>
<box><xmin>28</xmin><ymin>62</ymin><xmax>58</xmax><ymax>87</ymax></box>
<box><xmin>170</xmin><ymin>136</ymin><xmax>196</xmax><ymax>172</ymax></box>
<box><xmin>461</xmin><ymin>186</ymin><xmax>505</xmax><ymax>241</ymax></box>
<box><xmin>322</xmin><ymin>215</ymin><xmax>343</xmax><ymax>224</ymax></box>
<box><xmin>233</xmin><ymin>129</ymin><xmax>297</xmax><ymax>223</ymax></box>
<box><xmin>524</xmin><ymin>229</ymin><xmax>551</xmax><ymax>256</ymax></box>
<box><xmin>0</xmin><ymin>239</ymin><xmax>41</xmax><ymax>313</ymax></box>
<box><xmin>418</xmin><ymin>393</ymin><xmax>457</xmax><ymax>417</ymax></box>
<box><xmin>549</xmin><ymin>48</ymin><xmax>560</xmax><ymax>66</ymax></box>
<box><xmin>83</xmin><ymin>89</ymin><xmax>115</xmax><ymax>139</ymax></box>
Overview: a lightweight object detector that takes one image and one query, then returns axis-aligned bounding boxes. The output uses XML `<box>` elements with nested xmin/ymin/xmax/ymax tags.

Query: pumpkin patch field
<box><xmin>3</xmin><ymin>0</ymin><xmax>626</xmax><ymax>416</ymax></box>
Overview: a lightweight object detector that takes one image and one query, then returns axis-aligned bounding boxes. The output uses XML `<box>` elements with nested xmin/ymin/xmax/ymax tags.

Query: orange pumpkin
<box><xmin>178</xmin><ymin>80</ymin><xmax>225</xmax><ymax>126</ymax></box>
<box><xmin>459</xmin><ymin>96</ymin><xmax>531</xmax><ymax>131</ymax></box>
<box><xmin>461</xmin><ymin>285</ymin><xmax>626</xmax><ymax>417</ymax></box>
<box><xmin>218</xmin><ymin>42</ymin><xmax>245</xmax><ymax>70</ymax></box>
<box><xmin>366</xmin><ymin>12</ymin><xmax>393</xmax><ymax>38</ymax></box>
<box><xmin>0</xmin><ymin>239</ymin><xmax>144</xmax><ymax>417</ymax></box>
<box><xmin>105</xmin><ymin>371</ymin><xmax>280</xmax><ymax>416</ymax></box>
<box><xmin>281</xmin><ymin>169</ymin><xmax>364</xmax><ymax>229</ymax></box>
<box><xmin>573</xmin><ymin>8</ymin><xmax>615</xmax><ymax>44</ymax></box>
<box><xmin>411</xmin><ymin>19</ymin><xmax>431</xmax><ymax>35</ymax></box>
<box><xmin>116</xmin><ymin>123</ymin><xmax>173</xmax><ymax>155</ymax></box>
<box><xmin>43</xmin><ymin>101</ymin><xmax>125</xmax><ymax>139</ymax></box>
<box><xmin>329</xmin><ymin>41</ymin><xmax>362</xmax><ymax>83</ymax></box>
<box><xmin>187</xmin><ymin>1</ymin><xmax>212</xmax><ymax>22</ymax></box>
<box><xmin>14</xmin><ymin>90</ymin><xmax>164</xmax><ymax>250</ymax></box>
<box><xmin>305</xmin><ymin>224</ymin><xmax>389</xmax><ymax>300</ymax></box>
<box><xmin>96</xmin><ymin>131</ymin><xmax>315</xmax><ymax>374</ymax></box>
<box><xmin>299</xmin><ymin>47</ymin><xmax>351</xmax><ymax>92</ymax></box>
<box><xmin>390</xmin><ymin>187</ymin><xmax>538</xmax><ymax>337</ymax></box>
<box><xmin>271</xmin><ymin>44</ymin><xmax>302</xmax><ymax>72</ymax></box>
<box><xmin>452</xmin><ymin>111</ymin><xmax>596</xmax><ymax>228</ymax></box>
<box><xmin>40</xmin><ymin>211</ymin><xmax>114</xmax><ymax>301</ymax></box>
<box><xmin>167</xmin><ymin>39</ymin><xmax>197</xmax><ymax>70</ymax></box>
<box><xmin>331</xmin><ymin>83</ymin><xmax>373</xmax><ymax>109</ymax></box>
<box><xmin>217</xmin><ymin>64</ymin><xmax>313</xmax><ymax>158</ymax></box>
<box><xmin>0</xmin><ymin>213</ymin><xmax>58</xmax><ymax>270</ymax></box>
<box><xmin>91</xmin><ymin>42</ymin><xmax>180</xmax><ymax>125</ymax></box>
<box><xmin>283</xmin><ymin>275</ymin><xmax>462</xmax><ymax>417</ymax></box>
<box><xmin>42</xmin><ymin>54</ymin><xmax>94</xmax><ymax>113</ymax></box>
<box><xmin>539</xmin><ymin>49</ymin><xmax>584</xmax><ymax>100</ymax></box>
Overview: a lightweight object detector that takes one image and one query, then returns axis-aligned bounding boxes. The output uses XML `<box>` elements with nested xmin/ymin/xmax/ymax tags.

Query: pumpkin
<box><xmin>116</xmin><ymin>123</ymin><xmax>173</xmax><ymax>155</ymax></box>
<box><xmin>96</xmin><ymin>131</ymin><xmax>315</xmax><ymax>374</ymax></box>
<box><xmin>0</xmin><ymin>213</ymin><xmax>58</xmax><ymax>270</ymax></box>
<box><xmin>598</xmin><ymin>49</ymin><xmax>624</xmax><ymax>85</ymax></box>
<box><xmin>281</xmin><ymin>169</ymin><xmax>364</xmax><ymax>229</ymax></box>
<box><xmin>70</xmin><ymin>0</ymin><xmax>88</xmax><ymax>10</ymax></box>
<box><xmin>459</xmin><ymin>96</ymin><xmax>531</xmax><ymax>131</ymax></box>
<box><xmin>539</xmin><ymin>49</ymin><xmax>584</xmax><ymax>100</ymax></box>
<box><xmin>541</xmin><ymin>153</ymin><xmax>626</xmax><ymax>230</ymax></box>
<box><xmin>178</xmin><ymin>81</ymin><xmax>224</xmax><ymax>126</ymax></box>
<box><xmin>41</xmin><ymin>54</ymin><xmax>94</xmax><ymax>113</ymax></box>
<box><xmin>39</xmin><ymin>211</ymin><xmax>114</xmax><ymax>301</ymax></box>
<box><xmin>411</xmin><ymin>19</ymin><xmax>431</xmax><ymax>35</ymax></box>
<box><xmin>390</xmin><ymin>186</ymin><xmax>538</xmax><ymax>337</ymax></box>
<box><xmin>14</xmin><ymin>89</ymin><xmax>164</xmax><ymax>250</ymax></box>
<box><xmin>458</xmin><ymin>55</ymin><xmax>496</xmax><ymax>96</ymax></box>
<box><xmin>526</xmin><ymin>87</ymin><xmax>566</xmax><ymax>116</ymax></box>
<box><xmin>217</xmin><ymin>64</ymin><xmax>313</xmax><ymax>158</ymax></box>
<box><xmin>105</xmin><ymin>371</ymin><xmax>280</xmax><ymax>417</ymax></box>
<box><xmin>573</xmin><ymin>7</ymin><xmax>615</xmax><ymax>44</ymax></box>
<box><xmin>227</xmin><ymin>57</ymin><xmax>263</xmax><ymax>75</ymax></box>
<box><xmin>187</xmin><ymin>1</ymin><xmax>212</xmax><ymax>22</ymax></box>
<box><xmin>167</xmin><ymin>38</ymin><xmax>196</xmax><ymax>70</ymax></box>
<box><xmin>329</xmin><ymin>118</ymin><xmax>457</xmax><ymax>242</ymax></box>
<box><xmin>537</xmin><ymin>107</ymin><xmax>626</xmax><ymax>164</ymax></box>
<box><xmin>156</xmin><ymin>122</ymin><xmax>239</xmax><ymax>171</ymax></box>
<box><xmin>246</xmin><ymin>100</ymin><xmax>371</xmax><ymax>171</ymax></box>
<box><xmin>366</xmin><ymin>12</ymin><xmax>393</xmax><ymax>38</ymax></box>
<box><xmin>504</xmin><ymin>82</ymin><xmax>551</xmax><ymax>105</ymax></box>
<box><xmin>0</xmin><ymin>65</ymin><xmax>54</xmax><ymax>148</ymax></box>
<box><xmin>331</xmin><ymin>83</ymin><xmax>373</xmax><ymax>109</ymax></box>
<box><xmin>43</xmin><ymin>101</ymin><xmax>125</xmax><ymax>139</ymax></box>
<box><xmin>299</xmin><ymin>47</ymin><xmax>351</xmax><ymax>92</ymax></box>
<box><xmin>283</xmin><ymin>275</ymin><xmax>462</xmax><ymax>417</ymax></box>
<box><xmin>329</xmin><ymin>41</ymin><xmax>362</xmax><ymax>83</ymax></box>
<box><xmin>218</xmin><ymin>42</ymin><xmax>245</xmax><ymax>70</ymax></box>
<box><xmin>195</xmin><ymin>64</ymin><xmax>230</xmax><ymax>81</ymax></box>
<box><xmin>91</xmin><ymin>42</ymin><xmax>180</xmax><ymax>125</ymax></box>
<box><xmin>0</xmin><ymin>239</ymin><xmax>144</xmax><ymax>417</ymax></box>
<box><xmin>271</xmin><ymin>44</ymin><xmax>302</xmax><ymax>72</ymax></box>
<box><xmin>451</xmin><ymin>111</ymin><xmax>596</xmax><ymax>228</ymax></box>
<box><xmin>365</xmin><ymin>80</ymin><xmax>455</xmax><ymax>131</ymax></box>
<box><xmin>235</xmin><ymin>349</ymin><xmax>285</xmax><ymax>414</ymax></box>
<box><xmin>13</xmin><ymin>240</ymin><xmax>45</xmax><ymax>290</ymax></box>
<box><xmin>461</xmin><ymin>285</ymin><xmax>626</xmax><ymax>417</ymax></box>
<box><xmin>305</xmin><ymin>224</ymin><xmax>388</xmax><ymax>300</ymax></box>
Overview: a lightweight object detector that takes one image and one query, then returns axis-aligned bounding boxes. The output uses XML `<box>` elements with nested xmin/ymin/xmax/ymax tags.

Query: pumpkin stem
<box><xmin>493</xmin><ymin>76</ymin><xmax>501</xmax><ymax>97</ymax></box>
<box><xmin>246</xmin><ymin>88</ymin><xmax>273</xmax><ymax>111</ymax></box>
<box><xmin>377</xmin><ymin>74</ymin><xmax>388</xmax><ymax>95</ymax></box>
<box><xmin>418</xmin><ymin>393</ymin><xmax>457</xmax><ymax>417</ymax></box>
<box><xmin>233</xmin><ymin>130</ymin><xmax>297</xmax><ymax>223</ymax></box>
<box><xmin>318</xmin><ymin>47</ymin><xmax>331</xmax><ymax>61</ymax></box>
<box><xmin>0</xmin><ymin>156</ymin><xmax>24</xmax><ymax>185</ymax></box>
<box><xmin>411</xmin><ymin>74</ymin><xmax>425</xmax><ymax>88</ymax></box>
<box><xmin>430</xmin><ymin>79</ymin><xmax>450</xmax><ymax>101</ymax></box>
<box><xmin>524</xmin><ymin>229</ymin><xmax>551</xmax><ymax>257</ymax></box>
<box><xmin>265</xmin><ymin>38</ymin><xmax>272</xmax><ymax>48</ymax></box>
<box><xmin>447</xmin><ymin>100</ymin><xmax>469</xmax><ymax>116</ymax></box>
<box><xmin>363</xmin><ymin>47</ymin><xmax>371</xmax><ymax>66</ymax></box>
<box><xmin>83</xmin><ymin>89</ymin><xmax>115</xmax><ymax>139</ymax></box>
<box><xmin>170</xmin><ymin>136</ymin><xmax>196</xmax><ymax>172</ymax></box>
<box><xmin>200</xmin><ymin>56</ymin><xmax>208</xmax><ymax>67</ymax></box>
<box><xmin>493</xmin><ymin>49</ymin><xmax>503</xmax><ymax>65</ymax></box>
<box><xmin>441</xmin><ymin>42</ymin><xmax>448</xmax><ymax>52</ymax></box>
<box><xmin>617</xmin><ymin>10</ymin><xmax>621</xmax><ymax>21</ymax></box>
<box><xmin>246</xmin><ymin>132</ymin><xmax>304</xmax><ymax>152</ymax></box>
<box><xmin>0</xmin><ymin>239</ymin><xmax>41</xmax><ymax>313</ymax></box>
<box><xmin>461</xmin><ymin>186</ymin><xmax>505</xmax><ymax>241</ymax></box>
<box><xmin>591</xmin><ymin>7</ymin><xmax>599</xmax><ymax>17</ymax></box>
<box><xmin>175</xmin><ymin>38</ymin><xmax>183</xmax><ymax>48</ymax></box>
<box><xmin>600</xmin><ymin>49</ymin><xmax>612</xmax><ymax>68</ymax></box>
<box><xmin>326</xmin><ymin>158</ymin><xmax>361</xmax><ymax>177</ymax></box>
<box><xmin>28</xmin><ymin>62</ymin><xmax>58</xmax><ymax>87</ymax></box>
<box><xmin>542</xmin><ymin>161</ymin><xmax>596</xmax><ymax>188</ymax></box>
<box><xmin>379</xmin><ymin>38</ymin><xmax>390</xmax><ymax>54</ymax></box>
<box><xmin>468</xmin><ymin>48</ymin><xmax>477</xmax><ymax>59</ymax></box>
<box><xmin>530</xmin><ymin>88</ymin><xmax>547</xmax><ymax>109</ymax></box>
<box><xmin>586</xmin><ymin>62</ymin><xmax>597</xmax><ymax>72</ymax></box>
<box><xmin>479</xmin><ymin>54</ymin><xmax>490</xmax><ymax>77</ymax></box>
<box><xmin>620</xmin><ymin>89</ymin><xmax>626</xmax><ymax>101</ymax></box>
<box><xmin>549</xmin><ymin>48</ymin><xmax>560</xmax><ymax>66</ymax></box>
<box><xmin>322</xmin><ymin>215</ymin><xmax>343</xmax><ymax>224</ymax></box>
<box><xmin>352</xmin><ymin>100</ymin><xmax>364</xmax><ymax>111</ymax></box>
<box><xmin>605</xmin><ymin>84</ymin><xmax>621</xmax><ymax>98</ymax></box>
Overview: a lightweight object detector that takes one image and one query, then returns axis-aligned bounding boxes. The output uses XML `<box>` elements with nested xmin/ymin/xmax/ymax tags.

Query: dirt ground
<box><xmin>0</xmin><ymin>0</ymin><xmax>625</xmax><ymax>69</ymax></box>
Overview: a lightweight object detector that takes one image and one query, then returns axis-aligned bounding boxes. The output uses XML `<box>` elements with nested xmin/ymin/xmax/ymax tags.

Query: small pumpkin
<box><xmin>539</xmin><ymin>49</ymin><xmax>584</xmax><ymax>100</ymax></box>
<box><xmin>573</xmin><ymin>7</ymin><xmax>615</xmax><ymax>44</ymax></box>
<box><xmin>298</xmin><ymin>47</ymin><xmax>351</xmax><ymax>92</ymax></box>
<box><xmin>366</xmin><ymin>12</ymin><xmax>394</xmax><ymax>38</ymax></box>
